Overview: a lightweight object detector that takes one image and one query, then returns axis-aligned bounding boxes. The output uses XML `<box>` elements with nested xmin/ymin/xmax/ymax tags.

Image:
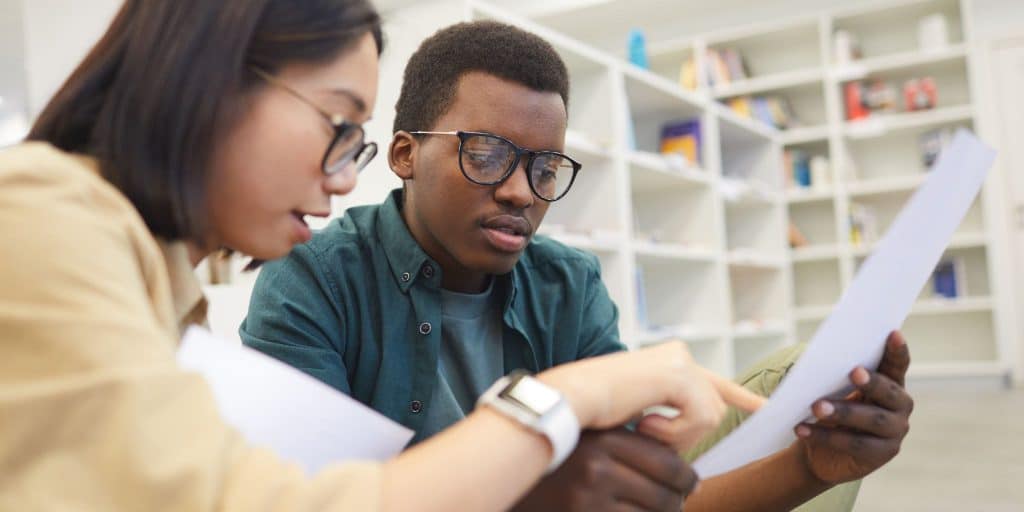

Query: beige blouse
<box><xmin>0</xmin><ymin>142</ymin><xmax>381</xmax><ymax>511</ymax></box>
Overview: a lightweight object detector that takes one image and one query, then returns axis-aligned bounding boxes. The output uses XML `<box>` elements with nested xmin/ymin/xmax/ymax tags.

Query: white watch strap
<box><xmin>538</xmin><ymin>394</ymin><xmax>580</xmax><ymax>473</ymax></box>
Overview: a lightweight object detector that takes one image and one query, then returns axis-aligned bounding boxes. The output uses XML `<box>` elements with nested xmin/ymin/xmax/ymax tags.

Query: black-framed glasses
<box><xmin>409</xmin><ymin>130</ymin><xmax>582</xmax><ymax>202</ymax></box>
<box><xmin>250</xmin><ymin>67</ymin><xmax>377</xmax><ymax>175</ymax></box>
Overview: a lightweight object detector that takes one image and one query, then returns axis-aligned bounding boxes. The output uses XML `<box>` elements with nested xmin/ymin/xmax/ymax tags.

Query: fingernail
<box><xmin>796</xmin><ymin>425</ymin><xmax>811</xmax><ymax>438</ymax></box>
<box><xmin>817</xmin><ymin>401</ymin><xmax>835</xmax><ymax>418</ymax></box>
<box><xmin>851</xmin><ymin>367</ymin><xmax>870</xmax><ymax>386</ymax></box>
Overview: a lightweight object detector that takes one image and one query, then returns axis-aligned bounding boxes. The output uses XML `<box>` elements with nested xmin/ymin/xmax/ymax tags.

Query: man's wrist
<box><xmin>781</xmin><ymin>442</ymin><xmax>832</xmax><ymax>494</ymax></box>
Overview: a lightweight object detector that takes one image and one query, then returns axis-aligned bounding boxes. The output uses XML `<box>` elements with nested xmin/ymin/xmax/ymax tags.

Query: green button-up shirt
<box><xmin>240</xmin><ymin>190</ymin><xmax>625</xmax><ymax>440</ymax></box>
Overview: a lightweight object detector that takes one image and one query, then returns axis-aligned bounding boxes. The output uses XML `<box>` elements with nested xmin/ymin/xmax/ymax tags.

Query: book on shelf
<box><xmin>727</xmin><ymin>96</ymin><xmax>797</xmax><ymax>129</ymax></box>
<box><xmin>919</xmin><ymin>127</ymin><xmax>956</xmax><ymax>168</ymax></box>
<box><xmin>849</xmin><ymin>203</ymin><xmax>879</xmax><ymax>247</ymax></box>
<box><xmin>783</xmin><ymin>151</ymin><xmax>830</xmax><ymax>190</ymax></box>
<box><xmin>932</xmin><ymin>257</ymin><xmax>968</xmax><ymax>299</ymax></box>
<box><xmin>660</xmin><ymin>119</ymin><xmax>702</xmax><ymax>166</ymax></box>
<box><xmin>679</xmin><ymin>57</ymin><xmax>699</xmax><ymax>90</ymax></box>
<box><xmin>705</xmin><ymin>47</ymin><xmax>749</xmax><ymax>87</ymax></box>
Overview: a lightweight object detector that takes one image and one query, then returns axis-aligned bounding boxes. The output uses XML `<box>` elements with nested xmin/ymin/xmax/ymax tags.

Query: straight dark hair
<box><xmin>28</xmin><ymin>0</ymin><xmax>383</xmax><ymax>245</ymax></box>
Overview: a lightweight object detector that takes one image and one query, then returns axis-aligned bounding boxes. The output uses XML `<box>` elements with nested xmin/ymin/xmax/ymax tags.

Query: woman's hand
<box><xmin>539</xmin><ymin>341</ymin><xmax>765</xmax><ymax>451</ymax></box>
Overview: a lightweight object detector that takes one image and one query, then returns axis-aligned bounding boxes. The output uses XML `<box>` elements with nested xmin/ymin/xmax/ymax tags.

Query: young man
<box><xmin>241</xmin><ymin>21</ymin><xmax>913</xmax><ymax>511</ymax></box>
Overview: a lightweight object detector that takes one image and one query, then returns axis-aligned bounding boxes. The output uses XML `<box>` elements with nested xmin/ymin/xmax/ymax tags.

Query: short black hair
<box><xmin>29</xmin><ymin>0</ymin><xmax>382</xmax><ymax>244</ymax></box>
<box><xmin>393</xmin><ymin>20</ymin><xmax>569</xmax><ymax>134</ymax></box>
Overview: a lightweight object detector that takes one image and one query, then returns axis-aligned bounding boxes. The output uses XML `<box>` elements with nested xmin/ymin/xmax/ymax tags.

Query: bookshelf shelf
<box><xmin>846</xmin><ymin>174</ymin><xmax>926</xmax><ymax>196</ymax></box>
<box><xmin>911</xmin><ymin>296</ymin><xmax>993</xmax><ymax>316</ymax></box>
<box><xmin>634</xmin><ymin>326</ymin><xmax>723</xmax><ymax>347</ymax></box>
<box><xmin>792</xmin><ymin>244</ymin><xmax>842</xmax><ymax>262</ymax></box>
<box><xmin>544</xmin><ymin>232</ymin><xmax>623</xmax><ymax>253</ymax></box>
<box><xmin>634</xmin><ymin>241</ymin><xmax>718</xmax><ymax>263</ymax></box>
<box><xmin>627</xmin><ymin>151</ymin><xmax>712</xmax><ymax>190</ymax></box>
<box><xmin>712</xmin><ymin>67</ymin><xmax>824</xmax><ymax>99</ymax></box>
<box><xmin>908</xmin><ymin>361</ymin><xmax>1006</xmax><ymax>379</ymax></box>
<box><xmin>780</xmin><ymin>124</ymin><xmax>830</xmax><ymax>146</ymax></box>
<box><xmin>844</xmin><ymin>105</ymin><xmax>974</xmax><ymax>139</ymax></box>
<box><xmin>727</xmin><ymin>251</ymin><xmax>787</xmax><ymax>270</ymax></box>
<box><xmin>787</xmin><ymin>187</ymin><xmax>835</xmax><ymax>203</ymax></box>
<box><xmin>795</xmin><ymin>305</ymin><xmax>834</xmax><ymax>322</ymax></box>
<box><xmin>564</xmin><ymin>129</ymin><xmax>614</xmax><ymax>159</ymax></box>
<box><xmin>732</xmin><ymin>322</ymin><xmax>789</xmax><ymax>340</ymax></box>
<box><xmin>833</xmin><ymin>43</ymin><xmax>968</xmax><ymax>81</ymax></box>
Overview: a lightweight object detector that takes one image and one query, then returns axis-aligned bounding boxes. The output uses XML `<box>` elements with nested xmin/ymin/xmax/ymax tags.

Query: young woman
<box><xmin>0</xmin><ymin>1</ymin><xmax>760</xmax><ymax>510</ymax></box>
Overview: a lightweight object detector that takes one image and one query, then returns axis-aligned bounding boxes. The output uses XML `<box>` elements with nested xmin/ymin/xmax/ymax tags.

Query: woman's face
<box><xmin>207</xmin><ymin>32</ymin><xmax>379</xmax><ymax>260</ymax></box>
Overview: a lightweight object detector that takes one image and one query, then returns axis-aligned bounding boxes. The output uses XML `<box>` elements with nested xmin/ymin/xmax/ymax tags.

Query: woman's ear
<box><xmin>388</xmin><ymin>131</ymin><xmax>416</xmax><ymax>181</ymax></box>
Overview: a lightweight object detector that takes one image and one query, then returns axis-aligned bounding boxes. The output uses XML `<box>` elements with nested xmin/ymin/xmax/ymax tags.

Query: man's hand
<box><xmin>510</xmin><ymin>428</ymin><xmax>698</xmax><ymax>512</ymax></box>
<box><xmin>793</xmin><ymin>331</ymin><xmax>914</xmax><ymax>485</ymax></box>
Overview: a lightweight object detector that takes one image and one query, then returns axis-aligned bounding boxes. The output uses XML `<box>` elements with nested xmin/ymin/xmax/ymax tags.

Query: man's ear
<box><xmin>389</xmin><ymin>131</ymin><xmax>416</xmax><ymax>181</ymax></box>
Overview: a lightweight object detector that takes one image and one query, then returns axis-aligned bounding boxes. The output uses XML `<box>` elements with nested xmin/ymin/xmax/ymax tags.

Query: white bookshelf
<box><xmin>478</xmin><ymin>0</ymin><xmax>1014</xmax><ymax>384</ymax></box>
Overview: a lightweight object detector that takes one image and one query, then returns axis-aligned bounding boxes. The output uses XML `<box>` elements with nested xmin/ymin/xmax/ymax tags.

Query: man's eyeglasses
<box><xmin>408</xmin><ymin>131</ymin><xmax>582</xmax><ymax>202</ymax></box>
<box><xmin>250</xmin><ymin>67</ymin><xmax>377</xmax><ymax>175</ymax></box>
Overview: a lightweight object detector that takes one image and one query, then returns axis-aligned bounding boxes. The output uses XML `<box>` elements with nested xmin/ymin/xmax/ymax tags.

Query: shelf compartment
<box><xmin>832</xmin><ymin>0</ymin><xmax>965</xmax><ymax>62</ymax></box>
<box><xmin>900</xmin><ymin>309</ymin><xmax>997</xmax><ymax>364</ymax></box>
<box><xmin>733</xmin><ymin>335</ymin><xmax>791</xmax><ymax>376</ymax></box>
<box><xmin>635</xmin><ymin>258</ymin><xmax>726</xmax><ymax>337</ymax></box>
<box><xmin>842</xmin><ymin>116</ymin><xmax>973</xmax><ymax>182</ymax></box>
<box><xmin>790</xmin><ymin>200</ymin><xmax>839</xmax><ymax>247</ymax></box>
<box><xmin>543</xmin><ymin>155</ymin><xmax>623</xmax><ymax>234</ymax></box>
<box><xmin>707</xmin><ymin>19</ymin><xmax>822</xmax><ymax>82</ymax></box>
<box><xmin>632</xmin><ymin>184</ymin><xmax>718</xmax><ymax>249</ymax></box>
<box><xmin>793</xmin><ymin>259</ymin><xmax>842</xmax><ymax>309</ymax></box>
<box><xmin>725</xmin><ymin>201</ymin><xmax>786</xmax><ymax>254</ymax></box>
<box><xmin>720</xmin><ymin>123</ymin><xmax>781</xmax><ymax>188</ymax></box>
<box><xmin>729</xmin><ymin>265</ymin><xmax>787</xmax><ymax>329</ymax></box>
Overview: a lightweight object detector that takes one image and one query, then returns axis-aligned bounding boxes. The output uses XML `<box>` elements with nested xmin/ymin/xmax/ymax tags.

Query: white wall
<box><xmin>20</xmin><ymin>0</ymin><xmax>122</xmax><ymax>115</ymax></box>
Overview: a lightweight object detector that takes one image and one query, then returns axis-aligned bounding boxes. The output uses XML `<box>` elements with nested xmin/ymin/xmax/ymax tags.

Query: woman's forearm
<box><xmin>381</xmin><ymin>408</ymin><xmax>551</xmax><ymax>512</ymax></box>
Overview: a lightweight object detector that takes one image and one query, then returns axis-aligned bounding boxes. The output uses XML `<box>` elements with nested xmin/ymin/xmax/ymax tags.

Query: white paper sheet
<box><xmin>693</xmin><ymin>130</ymin><xmax>996</xmax><ymax>478</ymax></box>
<box><xmin>177</xmin><ymin>327</ymin><xmax>414</xmax><ymax>474</ymax></box>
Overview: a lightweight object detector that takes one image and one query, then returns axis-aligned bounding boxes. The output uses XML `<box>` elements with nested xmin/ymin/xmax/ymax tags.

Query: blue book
<box><xmin>933</xmin><ymin>260</ymin><xmax>958</xmax><ymax>298</ymax></box>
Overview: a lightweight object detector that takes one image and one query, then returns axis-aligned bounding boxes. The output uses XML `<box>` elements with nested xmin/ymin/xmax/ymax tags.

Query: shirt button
<box><xmin>401</xmin><ymin>272</ymin><xmax>411</xmax><ymax>282</ymax></box>
<box><xmin>410</xmin><ymin>400</ymin><xmax>423</xmax><ymax>413</ymax></box>
<box><xmin>421</xmin><ymin>264</ymin><xmax>434</xmax><ymax>278</ymax></box>
<box><xmin>418</xmin><ymin>322</ymin><xmax>432</xmax><ymax>335</ymax></box>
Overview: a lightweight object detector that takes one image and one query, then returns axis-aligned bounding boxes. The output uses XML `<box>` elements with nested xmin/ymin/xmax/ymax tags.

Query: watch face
<box><xmin>502</xmin><ymin>375</ymin><xmax>562</xmax><ymax>415</ymax></box>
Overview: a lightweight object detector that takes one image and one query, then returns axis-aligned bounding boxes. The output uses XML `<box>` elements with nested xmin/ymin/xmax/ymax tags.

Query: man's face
<box><xmin>399</xmin><ymin>72</ymin><xmax>569</xmax><ymax>282</ymax></box>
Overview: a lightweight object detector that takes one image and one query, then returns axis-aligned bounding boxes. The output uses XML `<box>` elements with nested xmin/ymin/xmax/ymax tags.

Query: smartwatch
<box><xmin>476</xmin><ymin>370</ymin><xmax>580</xmax><ymax>473</ymax></box>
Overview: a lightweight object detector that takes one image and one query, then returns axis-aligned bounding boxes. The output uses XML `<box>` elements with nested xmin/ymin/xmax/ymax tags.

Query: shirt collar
<box><xmin>375</xmin><ymin>189</ymin><xmax>521</xmax><ymax>307</ymax></box>
<box><xmin>376</xmin><ymin>189</ymin><xmax>442</xmax><ymax>293</ymax></box>
<box><xmin>156</xmin><ymin>239</ymin><xmax>209</xmax><ymax>336</ymax></box>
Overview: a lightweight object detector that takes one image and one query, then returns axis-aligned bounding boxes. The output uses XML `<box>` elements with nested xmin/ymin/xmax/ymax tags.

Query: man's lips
<box><xmin>481</xmin><ymin>215</ymin><xmax>532</xmax><ymax>253</ymax></box>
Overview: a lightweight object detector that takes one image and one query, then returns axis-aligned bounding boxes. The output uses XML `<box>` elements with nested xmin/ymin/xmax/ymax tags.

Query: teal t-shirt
<box><xmin>240</xmin><ymin>189</ymin><xmax>626</xmax><ymax>443</ymax></box>
<box><xmin>419</xmin><ymin>280</ymin><xmax>505</xmax><ymax>441</ymax></box>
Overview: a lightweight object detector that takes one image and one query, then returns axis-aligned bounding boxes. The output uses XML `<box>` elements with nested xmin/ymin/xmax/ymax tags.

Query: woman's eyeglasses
<box><xmin>250</xmin><ymin>67</ymin><xmax>377</xmax><ymax>176</ymax></box>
